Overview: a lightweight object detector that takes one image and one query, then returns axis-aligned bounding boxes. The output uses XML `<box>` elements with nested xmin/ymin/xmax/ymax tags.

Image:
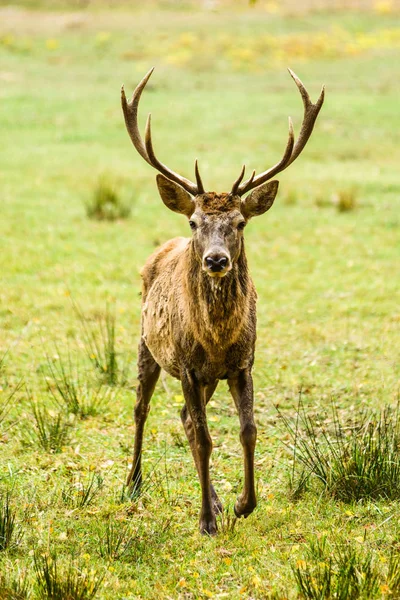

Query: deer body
<box><xmin>121</xmin><ymin>68</ymin><xmax>324</xmax><ymax>534</ymax></box>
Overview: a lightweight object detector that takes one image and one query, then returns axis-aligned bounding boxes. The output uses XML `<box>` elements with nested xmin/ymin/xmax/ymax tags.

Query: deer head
<box><xmin>121</xmin><ymin>68</ymin><xmax>324</xmax><ymax>277</ymax></box>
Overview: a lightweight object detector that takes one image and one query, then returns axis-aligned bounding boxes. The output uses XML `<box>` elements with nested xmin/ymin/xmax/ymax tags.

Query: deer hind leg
<box><xmin>181</xmin><ymin>381</ymin><xmax>222</xmax><ymax>516</ymax></box>
<box><xmin>126</xmin><ymin>338</ymin><xmax>161</xmax><ymax>494</ymax></box>
<box><xmin>228</xmin><ymin>369</ymin><xmax>257</xmax><ymax>518</ymax></box>
<box><xmin>181</xmin><ymin>371</ymin><xmax>217</xmax><ymax>535</ymax></box>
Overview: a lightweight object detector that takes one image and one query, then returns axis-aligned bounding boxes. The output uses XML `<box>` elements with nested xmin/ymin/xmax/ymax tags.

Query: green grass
<box><xmin>1</xmin><ymin>0</ymin><xmax>400</xmax><ymax>597</ymax></box>
<box><xmin>85</xmin><ymin>174</ymin><xmax>133</xmax><ymax>222</ymax></box>
<box><xmin>0</xmin><ymin>491</ymin><xmax>23</xmax><ymax>552</ymax></box>
<box><xmin>283</xmin><ymin>401</ymin><xmax>400</xmax><ymax>502</ymax></box>
<box><xmin>34</xmin><ymin>552</ymin><xmax>104</xmax><ymax>600</ymax></box>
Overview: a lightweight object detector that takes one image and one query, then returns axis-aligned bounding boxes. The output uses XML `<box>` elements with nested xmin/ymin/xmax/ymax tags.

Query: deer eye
<box><xmin>189</xmin><ymin>220</ymin><xmax>197</xmax><ymax>230</ymax></box>
<box><xmin>237</xmin><ymin>221</ymin><xmax>246</xmax><ymax>230</ymax></box>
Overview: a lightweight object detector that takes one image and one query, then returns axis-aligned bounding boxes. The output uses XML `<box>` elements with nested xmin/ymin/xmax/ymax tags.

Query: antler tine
<box><xmin>287</xmin><ymin>68</ymin><xmax>325</xmax><ymax>165</ymax></box>
<box><xmin>238</xmin><ymin>117</ymin><xmax>294</xmax><ymax>196</ymax></box>
<box><xmin>244</xmin><ymin>169</ymin><xmax>256</xmax><ymax>190</ymax></box>
<box><xmin>122</xmin><ymin>67</ymin><xmax>201</xmax><ymax>196</ymax></box>
<box><xmin>121</xmin><ymin>67</ymin><xmax>154</xmax><ymax>166</ymax></box>
<box><xmin>231</xmin><ymin>165</ymin><xmax>246</xmax><ymax>196</ymax></box>
<box><xmin>235</xmin><ymin>70</ymin><xmax>324</xmax><ymax>197</ymax></box>
<box><xmin>195</xmin><ymin>159</ymin><xmax>205</xmax><ymax>194</ymax></box>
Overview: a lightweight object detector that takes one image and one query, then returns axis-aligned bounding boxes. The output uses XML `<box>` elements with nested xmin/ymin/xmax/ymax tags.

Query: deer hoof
<box><xmin>199</xmin><ymin>517</ymin><xmax>218</xmax><ymax>536</ymax></box>
<box><xmin>234</xmin><ymin>496</ymin><xmax>256</xmax><ymax>519</ymax></box>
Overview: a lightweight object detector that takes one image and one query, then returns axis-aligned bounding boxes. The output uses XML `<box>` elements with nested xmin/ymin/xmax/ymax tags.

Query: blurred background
<box><xmin>1</xmin><ymin>0</ymin><xmax>399</xmax><ymax>400</ymax></box>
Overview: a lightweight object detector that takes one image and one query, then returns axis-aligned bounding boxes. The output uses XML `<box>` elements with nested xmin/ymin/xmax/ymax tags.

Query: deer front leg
<box><xmin>181</xmin><ymin>370</ymin><xmax>216</xmax><ymax>535</ymax></box>
<box><xmin>228</xmin><ymin>369</ymin><xmax>257</xmax><ymax>518</ymax></box>
<box><xmin>126</xmin><ymin>338</ymin><xmax>161</xmax><ymax>494</ymax></box>
<box><xmin>181</xmin><ymin>380</ymin><xmax>222</xmax><ymax>515</ymax></box>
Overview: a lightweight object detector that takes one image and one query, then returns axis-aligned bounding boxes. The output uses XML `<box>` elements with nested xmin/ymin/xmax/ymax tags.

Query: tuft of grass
<box><xmin>314</xmin><ymin>187</ymin><xmax>359</xmax><ymax>211</ymax></box>
<box><xmin>30</xmin><ymin>401</ymin><xmax>71</xmax><ymax>453</ymax></box>
<box><xmin>282</xmin><ymin>400</ymin><xmax>400</xmax><ymax>502</ymax></box>
<box><xmin>0</xmin><ymin>569</ymin><xmax>30</xmax><ymax>599</ymax></box>
<box><xmin>45</xmin><ymin>347</ymin><xmax>112</xmax><ymax>418</ymax></box>
<box><xmin>292</xmin><ymin>538</ymin><xmax>400</xmax><ymax>599</ymax></box>
<box><xmin>218</xmin><ymin>508</ymin><xmax>238</xmax><ymax>535</ymax></box>
<box><xmin>333</xmin><ymin>187</ymin><xmax>358</xmax><ymax>212</ymax></box>
<box><xmin>95</xmin><ymin>516</ymin><xmax>140</xmax><ymax>561</ymax></box>
<box><xmin>61</xmin><ymin>473</ymin><xmax>104</xmax><ymax>509</ymax></box>
<box><xmin>293</xmin><ymin>543</ymin><xmax>381</xmax><ymax>599</ymax></box>
<box><xmin>34</xmin><ymin>552</ymin><xmax>104</xmax><ymax>600</ymax></box>
<box><xmin>0</xmin><ymin>491</ymin><xmax>23</xmax><ymax>552</ymax></box>
<box><xmin>73</xmin><ymin>300</ymin><xmax>129</xmax><ymax>387</ymax></box>
<box><xmin>85</xmin><ymin>174</ymin><xmax>132</xmax><ymax>221</ymax></box>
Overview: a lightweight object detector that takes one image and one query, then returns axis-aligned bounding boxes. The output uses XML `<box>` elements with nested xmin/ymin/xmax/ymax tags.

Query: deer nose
<box><xmin>204</xmin><ymin>254</ymin><xmax>229</xmax><ymax>272</ymax></box>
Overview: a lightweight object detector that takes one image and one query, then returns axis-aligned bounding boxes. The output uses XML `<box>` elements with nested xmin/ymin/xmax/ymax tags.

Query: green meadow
<box><xmin>1</xmin><ymin>0</ymin><xmax>400</xmax><ymax>597</ymax></box>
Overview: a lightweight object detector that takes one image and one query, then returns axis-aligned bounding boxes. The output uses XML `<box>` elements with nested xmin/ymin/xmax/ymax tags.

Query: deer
<box><xmin>121</xmin><ymin>68</ymin><xmax>324</xmax><ymax>535</ymax></box>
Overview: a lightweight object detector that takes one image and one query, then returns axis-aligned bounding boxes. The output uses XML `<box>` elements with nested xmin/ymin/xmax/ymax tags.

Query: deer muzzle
<box><xmin>203</xmin><ymin>251</ymin><xmax>231</xmax><ymax>277</ymax></box>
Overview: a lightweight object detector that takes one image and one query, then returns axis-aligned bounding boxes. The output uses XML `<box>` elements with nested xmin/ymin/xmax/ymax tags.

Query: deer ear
<box><xmin>241</xmin><ymin>180</ymin><xmax>279</xmax><ymax>219</ymax></box>
<box><xmin>156</xmin><ymin>174</ymin><xmax>194</xmax><ymax>217</ymax></box>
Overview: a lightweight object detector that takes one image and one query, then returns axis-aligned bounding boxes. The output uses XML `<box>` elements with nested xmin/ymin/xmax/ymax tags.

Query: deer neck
<box><xmin>184</xmin><ymin>241</ymin><xmax>251</xmax><ymax>349</ymax></box>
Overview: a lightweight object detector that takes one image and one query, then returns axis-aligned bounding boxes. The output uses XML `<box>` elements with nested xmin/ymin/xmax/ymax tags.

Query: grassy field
<box><xmin>1</xmin><ymin>0</ymin><xmax>400</xmax><ymax>597</ymax></box>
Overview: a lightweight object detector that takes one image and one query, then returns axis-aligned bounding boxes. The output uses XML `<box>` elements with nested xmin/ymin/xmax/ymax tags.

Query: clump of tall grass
<box><xmin>30</xmin><ymin>401</ymin><xmax>71</xmax><ymax>453</ymax></box>
<box><xmin>333</xmin><ymin>187</ymin><xmax>358</xmax><ymax>212</ymax></box>
<box><xmin>73</xmin><ymin>300</ymin><xmax>129</xmax><ymax>387</ymax></box>
<box><xmin>34</xmin><ymin>552</ymin><xmax>104</xmax><ymax>600</ymax></box>
<box><xmin>61</xmin><ymin>473</ymin><xmax>104</xmax><ymax>509</ymax></box>
<box><xmin>314</xmin><ymin>187</ymin><xmax>359</xmax><ymax>212</ymax></box>
<box><xmin>0</xmin><ymin>491</ymin><xmax>23</xmax><ymax>552</ymax></box>
<box><xmin>45</xmin><ymin>347</ymin><xmax>112</xmax><ymax>418</ymax></box>
<box><xmin>0</xmin><ymin>569</ymin><xmax>30</xmax><ymax>599</ymax></box>
<box><xmin>293</xmin><ymin>540</ymin><xmax>380</xmax><ymax>599</ymax></box>
<box><xmin>282</xmin><ymin>400</ymin><xmax>400</xmax><ymax>502</ymax></box>
<box><xmin>85</xmin><ymin>174</ymin><xmax>132</xmax><ymax>221</ymax></box>
<box><xmin>95</xmin><ymin>516</ymin><xmax>140</xmax><ymax>561</ymax></box>
<box><xmin>293</xmin><ymin>538</ymin><xmax>400</xmax><ymax>599</ymax></box>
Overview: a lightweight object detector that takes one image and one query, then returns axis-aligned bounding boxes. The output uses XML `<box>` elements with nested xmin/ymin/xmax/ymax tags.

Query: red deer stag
<box><xmin>121</xmin><ymin>68</ymin><xmax>324</xmax><ymax>535</ymax></box>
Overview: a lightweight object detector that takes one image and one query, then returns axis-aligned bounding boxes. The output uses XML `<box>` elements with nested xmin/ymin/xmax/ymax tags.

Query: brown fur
<box><xmin>196</xmin><ymin>192</ymin><xmax>242</xmax><ymax>214</ymax></box>
<box><xmin>141</xmin><ymin>236</ymin><xmax>256</xmax><ymax>381</ymax></box>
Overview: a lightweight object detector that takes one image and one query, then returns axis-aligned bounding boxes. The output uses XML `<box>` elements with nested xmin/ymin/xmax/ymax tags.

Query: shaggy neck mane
<box><xmin>184</xmin><ymin>240</ymin><xmax>250</xmax><ymax>350</ymax></box>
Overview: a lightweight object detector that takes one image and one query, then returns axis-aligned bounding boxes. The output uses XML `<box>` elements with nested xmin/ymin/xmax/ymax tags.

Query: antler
<box><xmin>232</xmin><ymin>69</ymin><xmax>325</xmax><ymax>197</ymax></box>
<box><xmin>121</xmin><ymin>68</ymin><xmax>205</xmax><ymax>196</ymax></box>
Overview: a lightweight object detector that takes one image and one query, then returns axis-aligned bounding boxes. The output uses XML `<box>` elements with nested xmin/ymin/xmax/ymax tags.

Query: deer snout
<box><xmin>203</xmin><ymin>252</ymin><xmax>231</xmax><ymax>276</ymax></box>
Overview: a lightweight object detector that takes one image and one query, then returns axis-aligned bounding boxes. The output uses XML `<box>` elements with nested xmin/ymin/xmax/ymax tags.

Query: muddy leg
<box><xmin>228</xmin><ymin>369</ymin><xmax>257</xmax><ymax>518</ymax></box>
<box><xmin>126</xmin><ymin>338</ymin><xmax>161</xmax><ymax>493</ymax></box>
<box><xmin>181</xmin><ymin>381</ymin><xmax>222</xmax><ymax>515</ymax></box>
